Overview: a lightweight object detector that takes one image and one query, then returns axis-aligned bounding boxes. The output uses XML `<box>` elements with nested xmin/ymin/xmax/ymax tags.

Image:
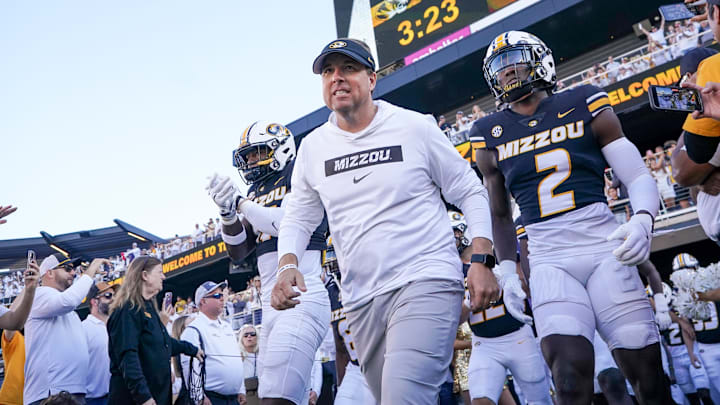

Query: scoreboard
<box><xmin>371</xmin><ymin>0</ymin><xmax>519</xmax><ymax>67</ymax></box>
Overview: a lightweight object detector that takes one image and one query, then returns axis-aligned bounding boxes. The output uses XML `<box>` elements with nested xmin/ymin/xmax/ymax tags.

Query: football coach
<box><xmin>273</xmin><ymin>38</ymin><xmax>499</xmax><ymax>404</ymax></box>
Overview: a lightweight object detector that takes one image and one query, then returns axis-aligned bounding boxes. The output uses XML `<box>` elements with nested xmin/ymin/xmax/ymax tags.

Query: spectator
<box><xmin>437</xmin><ymin>115</ymin><xmax>451</xmax><ymax>134</ymax></box>
<box><xmin>248</xmin><ymin>277</ymin><xmax>261</xmax><ymax>309</ymax></box>
<box><xmin>238</xmin><ymin>325</ymin><xmax>259</xmax><ymax>380</ymax></box>
<box><xmin>617</xmin><ymin>66</ymin><xmax>633</xmax><ymax>81</ymax></box>
<box><xmin>214</xmin><ymin>218</ymin><xmax>221</xmax><ymax>240</ymax></box>
<box><xmin>174</xmin><ymin>296</ymin><xmax>187</xmax><ymax>314</ymax></box>
<box><xmin>24</xmin><ymin>255</ymin><xmax>107</xmax><ymax>405</ymax></box>
<box><xmin>651</xmin><ymin>154</ymin><xmax>678</xmax><ymax>209</ymax></box>
<box><xmin>607</xmin><ymin>187</ymin><xmax>631</xmax><ymax>223</ymax></box>
<box><xmin>606</xmin><ymin>56</ymin><xmax>620</xmax><ymax>80</ymax></box>
<box><xmin>83</xmin><ymin>281</ymin><xmax>118</xmax><ymax>405</ymax></box>
<box><xmin>0</xmin><ymin>288</ymin><xmax>32</xmax><ymax>405</ymax></box>
<box><xmin>0</xmin><ymin>205</ymin><xmax>18</xmax><ymax>225</ymax></box>
<box><xmin>192</xmin><ymin>224</ymin><xmax>203</xmax><ymax>247</ymax></box>
<box><xmin>127</xmin><ymin>243</ymin><xmax>142</xmax><ymax>263</ymax></box>
<box><xmin>471</xmin><ymin>105</ymin><xmax>486</xmax><ymax>122</ymax></box>
<box><xmin>170</xmin><ymin>315</ymin><xmax>193</xmax><ymax>404</ymax></box>
<box><xmin>638</xmin><ymin>16</ymin><xmax>667</xmax><ymax>46</ymax></box>
<box><xmin>205</xmin><ymin>219</ymin><xmax>215</xmax><ymax>242</ymax></box>
<box><xmin>453</xmin><ymin>111</ymin><xmax>472</xmax><ymax>132</ymax></box>
<box><xmin>107</xmin><ymin>256</ymin><xmax>201</xmax><ymax>405</ymax></box>
<box><xmin>181</xmin><ymin>281</ymin><xmax>246</xmax><ymax>405</ymax></box>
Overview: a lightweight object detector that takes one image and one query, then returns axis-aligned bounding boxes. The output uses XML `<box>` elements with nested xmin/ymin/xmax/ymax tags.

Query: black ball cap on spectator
<box><xmin>681</xmin><ymin>47</ymin><xmax>719</xmax><ymax>77</ymax></box>
<box><xmin>312</xmin><ymin>39</ymin><xmax>376</xmax><ymax>74</ymax></box>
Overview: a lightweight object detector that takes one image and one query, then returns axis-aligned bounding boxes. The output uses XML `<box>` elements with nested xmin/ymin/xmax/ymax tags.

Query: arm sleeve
<box><xmin>30</xmin><ymin>275</ymin><xmax>93</xmax><ymax>318</ymax></box>
<box><xmin>170</xmin><ymin>336</ymin><xmax>198</xmax><ymax>357</ymax></box>
<box><xmin>684</xmin><ymin>131</ymin><xmax>720</xmax><ymax>164</ymax></box>
<box><xmin>277</xmin><ymin>141</ymin><xmax>326</xmax><ymax>261</ymax></box>
<box><xmin>238</xmin><ymin>200</ymin><xmax>285</xmax><ymax>237</ymax></box>
<box><xmin>310</xmin><ymin>355</ymin><xmax>322</xmax><ymax>394</ymax></box>
<box><xmin>425</xmin><ymin>121</ymin><xmax>493</xmax><ymax>242</ymax></box>
<box><xmin>108</xmin><ymin>306</ymin><xmax>153</xmax><ymax>404</ymax></box>
<box><xmin>601</xmin><ymin>137</ymin><xmax>659</xmax><ymax>218</ymax></box>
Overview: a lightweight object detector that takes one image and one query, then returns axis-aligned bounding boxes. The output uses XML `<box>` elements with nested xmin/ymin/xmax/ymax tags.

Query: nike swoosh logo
<box><xmin>271</xmin><ymin>221</ymin><xmax>278</xmax><ymax>231</ymax></box>
<box><xmin>557</xmin><ymin>108</ymin><xmax>575</xmax><ymax>119</ymax></box>
<box><xmin>353</xmin><ymin>172</ymin><xmax>372</xmax><ymax>184</ymax></box>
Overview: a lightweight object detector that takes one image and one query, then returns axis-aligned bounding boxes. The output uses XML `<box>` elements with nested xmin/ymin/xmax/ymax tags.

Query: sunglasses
<box><xmin>59</xmin><ymin>265</ymin><xmax>75</xmax><ymax>273</ymax></box>
<box><xmin>97</xmin><ymin>292</ymin><xmax>114</xmax><ymax>299</ymax></box>
<box><xmin>243</xmin><ymin>332</ymin><xmax>257</xmax><ymax>337</ymax></box>
<box><xmin>205</xmin><ymin>293</ymin><xmax>224</xmax><ymax>300</ymax></box>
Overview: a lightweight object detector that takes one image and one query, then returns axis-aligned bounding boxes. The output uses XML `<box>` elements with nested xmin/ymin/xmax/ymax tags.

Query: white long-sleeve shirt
<box><xmin>24</xmin><ymin>275</ymin><xmax>93</xmax><ymax>404</ymax></box>
<box><xmin>278</xmin><ymin>100</ymin><xmax>492</xmax><ymax>311</ymax></box>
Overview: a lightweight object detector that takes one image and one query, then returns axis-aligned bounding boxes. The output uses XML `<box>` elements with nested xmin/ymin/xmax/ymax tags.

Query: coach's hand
<box><xmin>607</xmin><ymin>213</ymin><xmax>653</xmax><ymax>266</ymax></box>
<box><xmin>467</xmin><ymin>263</ymin><xmax>499</xmax><ymax>311</ymax></box>
<box><xmin>272</xmin><ymin>255</ymin><xmax>306</xmax><ymax>310</ymax></box>
<box><xmin>494</xmin><ymin>261</ymin><xmax>533</xmax><ymax>324</ymax></box>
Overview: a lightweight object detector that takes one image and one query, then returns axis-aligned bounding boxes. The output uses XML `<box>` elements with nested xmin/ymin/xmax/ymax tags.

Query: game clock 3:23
<box><xmin>373</xmin><ymin>0</ymin><xmax>490</xmax><ymax>66</ymax></box>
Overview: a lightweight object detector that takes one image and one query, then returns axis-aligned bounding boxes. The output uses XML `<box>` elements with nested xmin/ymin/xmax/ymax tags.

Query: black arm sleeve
<box><xmin>171</xmin><ymin>337</ymin><xmax>198</xmax><ymax>357</ymax></box>
<box><xmin>684</xmin><ymin>131</ymin><xmax>720</xmax><ymax>164</ymax></box>
<box><xmin>108</xmin><ymin>305</ymin><xmax>153</xmax><ymax>404</ymax></box>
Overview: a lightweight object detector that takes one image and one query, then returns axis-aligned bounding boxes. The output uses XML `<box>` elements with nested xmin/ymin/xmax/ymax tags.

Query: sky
<box><xmin>0</xmin><ymin>1</ymin><xmax>337</xmax><ymax>241</ymax></box>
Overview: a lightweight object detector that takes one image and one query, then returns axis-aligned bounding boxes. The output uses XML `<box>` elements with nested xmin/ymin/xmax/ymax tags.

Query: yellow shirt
<box><xmin>683</xmin><ymin>53</ymin><xmax>720</xmax><ymax>138</ymax></box>
<box><xmin>0</xmin><ymin>332</ymin><xmax>25</xmax><ymax>405</ymax></box>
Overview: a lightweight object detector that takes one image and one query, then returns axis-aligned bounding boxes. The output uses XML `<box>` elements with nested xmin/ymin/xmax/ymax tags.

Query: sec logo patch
<box><xmin>528</xmin><ymin>120</ymin><xmax>538</xmax><ymax>127</ymax></box>
<box><xmin>491</xmin><ymin>125</ymin><xmax>503</xmax><ymax>138</ymax></box>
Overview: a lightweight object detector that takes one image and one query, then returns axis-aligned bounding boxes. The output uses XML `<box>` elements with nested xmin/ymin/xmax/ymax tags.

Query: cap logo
<box><xmin>329</xmin><ymin>41</ymin><xmax>347</xmax><ymax>49</ymax></box>
<box><xmin>367</xmin><ymin>56</ymin><xmax>374</xmax><ymax>65</ymax></box>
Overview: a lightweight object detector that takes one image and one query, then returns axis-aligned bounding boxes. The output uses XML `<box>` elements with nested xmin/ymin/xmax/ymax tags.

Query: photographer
<box><xmin>24</xmin><ymin>255</ymin><xmax>107</xmax><ymax>405</ymax></box>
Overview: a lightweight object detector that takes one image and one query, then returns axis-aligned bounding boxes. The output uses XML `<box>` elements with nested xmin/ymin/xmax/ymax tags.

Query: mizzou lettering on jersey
<box><xmin>325</xmin><ymin>145</ymin><xmax>403</xmax><ymax>176</ymax></box>
<box><xmin>695</xmin><ymin>300</ymin><xmax>720</xmax><ymax>344</ymax></box>
<box><xmin>325</xmin><ymin>276</ymin><xmax>359</xmax><ymax>365</ymax></box>
<box><xmin>251</xmin><ymin>186</ymin><xmax>287</xmax><ymax>206</ymax></box>
<box><xmin>247</xmin><ymin>160</ymin><xmax>328</xmax><ymax>257</ymax></box>
<box><xmin>469</xmin><ymin>84</ymin><xmax>612</xmax><ymax>226</ymax></box>
<box><xmin>496</xmin><ymin>121</ymin><xmax>584</xmax><ymax>161</ymax></box>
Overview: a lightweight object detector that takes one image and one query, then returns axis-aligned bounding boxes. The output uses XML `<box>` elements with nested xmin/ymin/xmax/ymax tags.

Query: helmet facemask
<box><xmin>233</xmin><ymin>144</ymin><xmax>275</xmax><ymax>184</ymax></box>
<box><xmin>484</xmin><ymin>43</ymin><xmax>555</xmax><ymax>104</ymax></box>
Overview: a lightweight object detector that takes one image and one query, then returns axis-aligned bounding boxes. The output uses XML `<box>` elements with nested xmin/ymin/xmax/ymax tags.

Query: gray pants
<box><xmin>346</xmin><ymin>278</ymin><xmax>463</xmax><ymax>404</ymax></box>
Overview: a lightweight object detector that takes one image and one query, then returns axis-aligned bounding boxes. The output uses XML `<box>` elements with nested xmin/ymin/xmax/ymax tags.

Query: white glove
<box><xmin>494</xmin><ymin>260</ymin><xmax>533</xmax><ymax>325</ymax></box>
<box><xmin>206</xmin><ymin>173</ymin><xmax>244</xmax><ymax>223</ymax></box>
<box><xmin>606</xmin><ymin>213</ymin><xmax>653</xmax><ymax>266</ymax></box>
<box><xmin>653</xmin><ymin>293</ymin><xmax>672</xmax><ymax>331</ymax></box>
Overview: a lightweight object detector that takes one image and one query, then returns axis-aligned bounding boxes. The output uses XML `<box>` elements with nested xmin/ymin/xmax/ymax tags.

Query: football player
<box><xmin>460</xmin><ymin>265</ymin><xmax>552</xmax><ymax>405</ymax></box>
<box><xmin>206</xmin><ymin>121</ymin><xmax>330</xmax><ymax>405</ymax></box>
<box><xmin>659</xmin><ymin>283</ymin><xmax>715</xmax><ymax>405</ymax></box>
<box><xmin>673</xmin><ymin>253</ymin><xmax>720</xmax><ymax>403</ymax></box>
<box><xmin>322</xmin><ymin>237</ymin><xmax>376</xmax><ymax>405</ymax></box>
<box><xmin>472</xmin><ymin>31</ymin><xmax>670</xmax><ymax>404</ymax></box>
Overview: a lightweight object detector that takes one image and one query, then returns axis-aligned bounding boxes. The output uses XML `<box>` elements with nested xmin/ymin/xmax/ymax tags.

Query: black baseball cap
<box><xmin>312</xmin><ymin>38</ymin><xmax>376</xmax><ymax>74</ymax></box>
<box><xmin>680</xmin><ymin>47</ymin><xmax>719</xmax><ymax>77</ymax></box>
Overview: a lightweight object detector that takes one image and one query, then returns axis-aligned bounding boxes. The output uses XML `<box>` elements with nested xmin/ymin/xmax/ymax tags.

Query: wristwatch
<box><xmin>470</xmin><ymin>254</ymin><xmax>496</xmax><ymax>269</ymax></box>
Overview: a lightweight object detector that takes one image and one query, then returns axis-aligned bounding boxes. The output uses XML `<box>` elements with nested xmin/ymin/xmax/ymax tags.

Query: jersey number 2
<box><xmin>535</xmin><ymin>148</ymin><xmax>576</xmax><ymax>218</ymax></box>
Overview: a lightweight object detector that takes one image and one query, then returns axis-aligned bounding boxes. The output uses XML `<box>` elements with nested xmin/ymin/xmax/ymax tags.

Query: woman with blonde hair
<box><xmin>107</xmin><ymin>256</ymin><xmax>202</xmax><ymax>405</ymax></box>
<box><xmin>238</xmin><ymin>324</ymin><xmax>259</xmax><ymax>379</ymax></box>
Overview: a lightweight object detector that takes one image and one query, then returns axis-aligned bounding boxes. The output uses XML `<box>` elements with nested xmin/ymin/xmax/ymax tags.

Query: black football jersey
<box><xmin>246</xmin><ymin>160</ymin><xmax>327</xmax><ymax>257</ymax></box>
<box><xmin>470</xmin><ymin>85</ymin><xmax>612</xmax><ymax>226</ymax></box>
<box><xmin>325</xmin><ymin>275</ymin><xmax>359</xmax><ymax>365</ymax></box>
<box><xmin>695</xmin><ymin>300</ymin><xmax>720</xmax><ymax>344</ymax></box>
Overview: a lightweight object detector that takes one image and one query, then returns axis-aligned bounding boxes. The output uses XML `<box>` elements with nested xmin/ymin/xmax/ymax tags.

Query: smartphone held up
<box><xmin>648</xmin><ymin>85</ymin><xmax>704</xmax><ymax>113</ymax></box>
